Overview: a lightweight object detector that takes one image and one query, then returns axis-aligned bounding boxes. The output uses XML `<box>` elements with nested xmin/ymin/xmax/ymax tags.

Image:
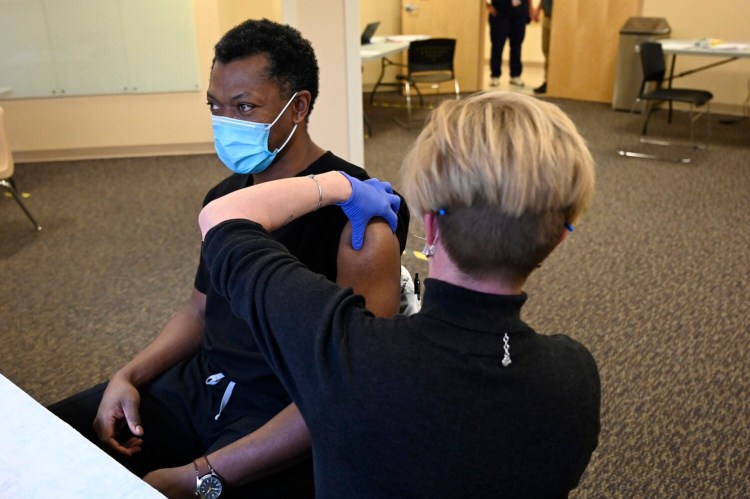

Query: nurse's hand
<box><xmin>335</xmin><ymin>172</ymin><xmax>400</xmax><ymax>250</ymax></box>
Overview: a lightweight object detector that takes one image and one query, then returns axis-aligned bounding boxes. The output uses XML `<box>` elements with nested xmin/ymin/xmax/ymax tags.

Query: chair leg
<box><xmin>641</xmin><ymin>100</ymin><xmax>657</xmax><ymax>136</ymax></box>
<box><xmin>618</xmin><ymin>98</ymin><xmax>692</xmax><ymax>163</ymax></box>
<box><xmin>618</xmin><ymin>150</ymin><xmax>692</xmax><ymax>164</ymax></box>
<box><xmin>369</xmin><ymin>58</ymin><xmax>388</xmax><ymax>106</ymax></box>
<box><xmin>363</xmin><ymin>113</ymin><xmax>372</xmax><ymax>138</ymax></box>
<box><xmin>0</xmin><ymin>179</ymin><xmax>42</xmax><ymax>230</ymax></box>
<box><xmin>394</xmin><ymin>81</ymin><xmax>418</xmax><ymax>129</ymax></box>
<box><xmin>688</xmin><ymin>102</ymin><xmax>711</xmax><ymax>150</ymax></box>
<box><xmin>405</xmin><ymin>81</ymin><xmax>413</xmax><ymax>125</ymax></box>
<box><xmin>412</xmin><ymin>84</ymin><xmax>424</xmax><ymax>108</ymax></box>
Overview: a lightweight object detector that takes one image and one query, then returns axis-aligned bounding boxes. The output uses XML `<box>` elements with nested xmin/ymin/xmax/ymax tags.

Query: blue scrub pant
<box><xmin>489</xmin><ymin>14</ymin><xmax>527</xmax><ymax>78</ymax></box>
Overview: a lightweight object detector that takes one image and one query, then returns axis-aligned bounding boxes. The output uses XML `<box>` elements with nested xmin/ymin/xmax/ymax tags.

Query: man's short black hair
<box><xmin>213</xmin><ymin>19</ymin><xmax>320</xmax><ymax>116</ymax></box>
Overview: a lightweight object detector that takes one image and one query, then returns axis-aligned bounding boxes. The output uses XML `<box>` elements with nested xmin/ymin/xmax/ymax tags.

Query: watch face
<box><xmin>198</xmin><ymin>474</ymin><xmax>223</xmax><ymax>499</ymax></box>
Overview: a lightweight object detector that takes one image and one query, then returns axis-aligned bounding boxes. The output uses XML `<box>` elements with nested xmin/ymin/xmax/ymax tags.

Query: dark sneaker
<box><xmin>533</xmin><ymin>82</ymin><xmax>547</xmax><ymax>94</ymax></box>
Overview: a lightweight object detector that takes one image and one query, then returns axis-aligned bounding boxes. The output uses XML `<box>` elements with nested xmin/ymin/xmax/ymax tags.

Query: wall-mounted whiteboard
<box><xmin>0</xmin><ymin>0</ymin><xmax>201</xmax><ymax>99</ymax></box>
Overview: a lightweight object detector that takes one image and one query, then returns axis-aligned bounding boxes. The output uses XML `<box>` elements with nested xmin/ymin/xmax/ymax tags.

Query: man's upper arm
<box><xmin>335</xmin><ymin>220</ymin><xmax>402</xmax><ymax>317</ymax></box>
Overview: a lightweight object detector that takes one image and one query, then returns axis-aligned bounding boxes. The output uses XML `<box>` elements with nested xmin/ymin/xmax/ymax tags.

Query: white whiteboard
<box><xmin>0</xmin><ymin>0</ymin><xmax>201</xmax><ymax>99</ymax></box>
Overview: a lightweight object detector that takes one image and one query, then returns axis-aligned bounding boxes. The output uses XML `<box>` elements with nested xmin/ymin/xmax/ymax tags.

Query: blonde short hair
<box><xmin>402</xmin><ymin>91</ymin><xmax>595</xmax><ymax>279</ymax></box>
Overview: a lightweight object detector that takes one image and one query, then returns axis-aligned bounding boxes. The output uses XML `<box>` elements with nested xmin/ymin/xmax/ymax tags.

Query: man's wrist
<box><xmin>109</xmin><ymin>370</ymin><xmax>135</xmax><ymax>387</ymax></box>
<box><xmin>194</xmin><ymin>455</ymin><xmax>225</xmax><ymax>498</ymax></box>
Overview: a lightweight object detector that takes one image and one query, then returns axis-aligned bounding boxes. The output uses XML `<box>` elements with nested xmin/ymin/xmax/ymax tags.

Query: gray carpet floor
<box><xmin>1</xmin><ymin>92</ymin><xmax>748</xmax><ymax>497</ymax></box>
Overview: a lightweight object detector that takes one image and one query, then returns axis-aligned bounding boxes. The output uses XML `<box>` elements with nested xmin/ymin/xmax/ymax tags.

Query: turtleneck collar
<box><xmin>418</xmin><ymin>278</ymin><xmax>529</xmax><ymax>335</ymax></box>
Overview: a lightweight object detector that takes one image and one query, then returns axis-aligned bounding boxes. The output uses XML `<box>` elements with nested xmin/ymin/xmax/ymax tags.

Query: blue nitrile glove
<box><xmin>335</xmin><ymin>171</ymin><xmax>401</xmax><ymax>251</ymax></box>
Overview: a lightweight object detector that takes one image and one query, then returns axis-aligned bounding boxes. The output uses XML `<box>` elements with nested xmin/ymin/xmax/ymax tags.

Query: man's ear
<box><xmin>292</xmin><ymin>90</ymin><xmax>312</xmax><ymax>123</ymax></box>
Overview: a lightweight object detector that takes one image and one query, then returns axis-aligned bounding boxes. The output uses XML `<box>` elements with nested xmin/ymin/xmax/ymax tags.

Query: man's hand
<box><xmin>487</xmin><ymin>4</ymin><xmax>498</xmax><ymax>16</ymax></box>
<box><xmin>93</xmin><ymin>376</ymin><xmax>144</xmax><ymax>456</ymax></box>
<box><xmin>144</xmin><ymin>464</ymin><xmax>195</xmax><ymax>499</ymax></box>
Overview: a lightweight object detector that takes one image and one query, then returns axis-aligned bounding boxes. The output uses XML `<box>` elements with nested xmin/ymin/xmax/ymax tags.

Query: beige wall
<box><xmin>4</xmin><ymin>0</ymin><xmax>746</xmax><ymax>162</ymax></box>
<box><xmin>5</xmin><ymin>0</ymin><xmax>224</xmax><ymax>162</ymax></box>
<box><xmin>548</xmin><ymin>0</ymin><xmax>749</xmax><ymax>111</ymax></box>
<box><xmin>218</xmin><ymin>0</ymin><xmax>282</xmax><ymax>33</ymax></box>
<box><xmin>5</xmin><ymin>0</ymin><xmax>362</xmax><ymax>164</ymax></box>
<box><xmin>642</xmin><ymin>0</ymin><xmax>750</xmax><ymax>113</ymax></box>
<box><xmin>296</xmin><ymin>0</ymin><xmax>364</xmax><ymax>165</ymax></box>
<box><xmin>360</xmin><ymin>0</ymin><xmax>403</xmax><ymax>87</ymax></box>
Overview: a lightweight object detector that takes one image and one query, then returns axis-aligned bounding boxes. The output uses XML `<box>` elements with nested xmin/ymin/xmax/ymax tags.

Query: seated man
<box><xmin>49</xmin><ymin>19</ymin><xmax>409</xmax><ymax>498</ymax></box>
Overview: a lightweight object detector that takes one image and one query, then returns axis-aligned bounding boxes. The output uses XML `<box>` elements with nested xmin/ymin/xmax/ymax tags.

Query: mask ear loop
<box><xmin>273</xmin><ymin>123</ymin><xmax>298</xmax><ymax>154</ymax></box>
<box><xmin>268</xmin><ymin>91</ymin><xmax>300</xmax><ymax>128</ymax></box>
<box><xmin>267</xmin><ymin>91</ymin><xmax>300</xmax><ymax>154</ymax></box>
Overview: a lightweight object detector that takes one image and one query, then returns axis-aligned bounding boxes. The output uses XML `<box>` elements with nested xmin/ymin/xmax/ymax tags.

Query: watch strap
<box><xmin>204</xmin><ymin>455</ymin><xmax>223</xmax><ymax>480</ymax></box>
<box><xmin>193</xmin><ymin>459</ymin><xmax>201</xmax><ymax>496</ymax></box>
<box><xmin>194</xmin><ymin>455</ymin><xmax>224</xmax><ymax>498</ymax></box>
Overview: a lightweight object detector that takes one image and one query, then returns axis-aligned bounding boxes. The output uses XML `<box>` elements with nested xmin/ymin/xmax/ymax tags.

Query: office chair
<box><xmin>392</xmin><ymin>38</ymin><xmax>460</xmax><ymax>129</ymax></box>
<box><xmin>618</xmin><ymin>41</ymin><xmax>713</xmax><ymax>163</ymax></box>
<box><xmin>0</xmin><ymin>107</ymin><xmax>42</xmax><ymax>230</ymax></box>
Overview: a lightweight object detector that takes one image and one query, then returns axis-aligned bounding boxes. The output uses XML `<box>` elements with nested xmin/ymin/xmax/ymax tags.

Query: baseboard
<box><xmin>711</xmin><ymin>102</ymin><xmax>748</xmax><ymax>117</ymax></box>
<box><xmin>15</xmin><ymin>142</ymin><xmax>215</xmax><ymax>164</ymax></box>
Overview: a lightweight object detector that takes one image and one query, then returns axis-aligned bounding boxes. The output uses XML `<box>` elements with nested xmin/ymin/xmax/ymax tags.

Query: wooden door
<box><xmin>548</xmin><ymin>0</ymin><xmax>643</xmax><ymax>102</ymax></box>
<box><xmin>400</xmin><ymin>0</ymin><xmax>484</xmax><ymax>92</ymax></box>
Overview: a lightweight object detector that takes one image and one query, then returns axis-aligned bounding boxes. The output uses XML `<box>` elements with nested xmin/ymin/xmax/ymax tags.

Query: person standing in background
<box><xmin>486</xmin><ymin>0</ymin><xmax>533</xmax><ymax>88</ymax></box>
<box><xmin>533</xmin><ymin>0</ymin><xmax>553</xmax><ymax>94</ymax></box>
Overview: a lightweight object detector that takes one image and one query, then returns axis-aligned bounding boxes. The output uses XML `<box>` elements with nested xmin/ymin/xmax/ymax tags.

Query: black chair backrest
<box><xmin>638</xmin><ymin>41</ymin><xmax>666</xmax><ymax>88</ymax></box>
<box><xmin>408</xmin><ymin>38</ymin><xmax>456</xmax><ymax>74</ymax></box>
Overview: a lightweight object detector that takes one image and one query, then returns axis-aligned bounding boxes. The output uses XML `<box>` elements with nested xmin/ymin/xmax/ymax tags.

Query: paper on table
<box><xmin>0</xmin><ymin>374</ymin><xmax>164</xmax><ymax>498</ymax></box>
<box><xmin>386</xmin><ymin>35</ymin><xmax>429</xmax><ymax>43</ymax></box>
<box><xmin>662</xmin><ymin>41</ymin><xmax>695</xmax><ymax>50</ymax></box>
<box><xmin>711</xmin><ymin>43</ymin><xmax>747</xmax><ymax>50</ymax></box>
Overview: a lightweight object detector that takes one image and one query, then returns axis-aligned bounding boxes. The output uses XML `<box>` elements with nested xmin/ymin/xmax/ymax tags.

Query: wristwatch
<box><xmin>194</xmin><ymin>456</ymin><xmax>224</xmax><ymax>499</ymax></box>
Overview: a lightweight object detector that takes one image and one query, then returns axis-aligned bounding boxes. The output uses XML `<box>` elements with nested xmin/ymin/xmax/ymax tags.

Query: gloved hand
<box><xmin>336</xmin><ymin>171</ymin><xmax>401</xmax><ymax>250</ymax></box>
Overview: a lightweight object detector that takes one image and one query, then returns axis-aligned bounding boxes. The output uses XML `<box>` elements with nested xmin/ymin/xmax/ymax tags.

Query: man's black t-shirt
<box><xmin>191</xmin><ymin>151</ymin><xmax>410</xmax><ymax>422</ymax></box>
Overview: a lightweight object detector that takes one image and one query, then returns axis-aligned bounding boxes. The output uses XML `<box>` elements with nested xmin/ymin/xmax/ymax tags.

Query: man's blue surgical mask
<box><xmin>212</xmin><ymin>92</ymin><xmax>299</xmax><ymax>175</ymax></box>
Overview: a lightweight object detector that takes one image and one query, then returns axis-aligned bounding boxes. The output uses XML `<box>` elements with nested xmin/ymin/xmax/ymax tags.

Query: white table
<box><xmin>659</xmin><ymin>39</ymin><xmax>750</xmax><ymax>121</ymax></box>
<box><xmin>361</xmin><ymin>35</ymin><xmax>429</xmax><ymax>106</ymax></box>
<box><xmin>661</xmin><ymin>39</ymin><xmax>750</xmax><ymax>86</ymax></box>
<box><xmin>0</xmin><ymin>373</ymin><xmax>164</xmax><ymax>498</ymax></box>
<box><xmin>359</xmin><ymin>35</ymin><xmax>428</xmax><ymax>135</ymax></box>
<box><xmin>360</xmin><ymin>35</ymin><xmax>429</xmax><ymax>62</ymax></box>
<box><xmin>361</xmin><ymin>37</ymin><xmax>409</xmax><ymax>62</ymax></box>
<box><xmin>661</xmin><ymin>39</ymin><xmax>750</xmax><ymax>60</ymax></box>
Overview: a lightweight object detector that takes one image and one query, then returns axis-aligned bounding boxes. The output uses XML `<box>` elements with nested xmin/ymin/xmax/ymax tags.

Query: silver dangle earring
<box><xmin>501</xmin><ymin>333</ymin><xmax>512</xmax><ymax>367</ymax></box>
<box><xmin>422</xmin><ymin>228</ymin><xmax>439</xmax><ymax>258</ymax></box>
